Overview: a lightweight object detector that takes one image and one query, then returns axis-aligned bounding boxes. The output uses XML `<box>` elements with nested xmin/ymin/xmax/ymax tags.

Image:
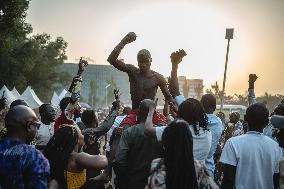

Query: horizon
<box><xmin>26</xmin><ymin>0</ymin><xmax>284</xmax><ymax>96</ymax></box>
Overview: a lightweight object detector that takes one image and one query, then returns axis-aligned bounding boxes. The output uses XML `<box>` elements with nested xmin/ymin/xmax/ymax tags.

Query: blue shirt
<box><xmin>0</xmin><ymin>138</ymin><xmax>50</xmax><ymax>189</ymax></box>
<box><xmin>205</xmin><ymin>114</ymin><xmax>223</xmax><ymax>176</ymax></box>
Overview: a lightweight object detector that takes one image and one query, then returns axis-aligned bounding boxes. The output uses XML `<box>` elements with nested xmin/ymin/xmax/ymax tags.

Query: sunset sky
<box><xmin>26</xmin><ymin>0</ymin><xmax>284</xmax><ymax>96</ymax></box>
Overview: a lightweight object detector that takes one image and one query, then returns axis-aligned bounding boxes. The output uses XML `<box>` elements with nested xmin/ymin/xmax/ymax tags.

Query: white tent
<box><xmin>58</xmin><ymin>89</ymin><xmax>68</xmax><ymax>100</ymax></box>
<box><xmin>11</xmin><ymin>87</ymin><xmax>21</xmax><ymax>99</ymax></box>
<box><xmin>20</xmin><ymin>86</ymin><xmax>43</xmax><ymax>109</ymax></box>
<box><xmin>0</xmin><ymin>85</ymin><xmax>17</xmax><ymax>106</ymax></box>
<box><xmin>50</xmin><ymin>91</ymin><xmax>60</xmax><ymax>107</ymax></box>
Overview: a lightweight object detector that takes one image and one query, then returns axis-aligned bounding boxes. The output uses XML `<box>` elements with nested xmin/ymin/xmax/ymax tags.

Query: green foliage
<box><xmin>88</xmin><ymin>79</ymin><xmax>99</xmax><ymax>107</ymax></box>
<box><xmin>102</xmin><ymin>77</ymin><xmax>117</xmax><ymax>107</ymax></box>
<box><xmin>206</xmin><ymin>82</ymin><xmax>284</xmax><ymax>112</ymax></box>
<box><xmin>0</xmin><ymin>0</ymin><xmax>70</xmax><ymax>102</ymax></box>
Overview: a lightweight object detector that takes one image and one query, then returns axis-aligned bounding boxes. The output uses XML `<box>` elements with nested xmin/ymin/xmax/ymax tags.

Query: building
<box><xmin>62</xmin><ymin>63</ymin><xmax>130</xmax><ymax>108</ymax></box>
<box><xmin>178</xmin><ymin>76</ymin><xmax>203</xmax><ymax>99</ymax></box>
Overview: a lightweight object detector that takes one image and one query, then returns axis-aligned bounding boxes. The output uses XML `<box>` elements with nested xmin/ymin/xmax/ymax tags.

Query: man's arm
<box><xmin>159</xmin><ymin>76</ymin><xmax>174</xmax><ymax>103</ymax></box>
<box><xmin>107</xmin><ymin>32</ymin><xmax>137</xmax><ymax>73</ymax></box>
<box><xmin>68</xmin><ymin>58</ymin><xmax>88</xmax><ymax>94</ymax></box>
<box><xmin>83</xmin><ymin>100</ymin><xmax>120</xmax><ymax>136</ymax></box>
<box><xmin>169</xmin><ymin>49</ymin><xmax>187</xmax><ymax>98</ymax></box>
<box><xmin>221</xmin><ymin>164</ymin><xmax>236</xmax><ymax>189</ymax></box>
<box><xmin>273</xmin><ymin>173</ymin><xmax>279</xmax><ymax>189</ymax></box>
<box><xmin>248</xmin><ymin>74</ymin><xmax>257</xmax><ymax>105</ymax></box>
<box><xmin>144</xmin><ymin>99</ymin><xmax>157</xmax><ymax>137</ymax></box>
<box><xmin>220</xmin><ymin>139</ymin><xmax>238</xmax><ymax>189</ymax></box>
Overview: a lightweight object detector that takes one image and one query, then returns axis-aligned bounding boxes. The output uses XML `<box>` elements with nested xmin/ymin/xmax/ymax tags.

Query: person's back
<box><xmin>205</xmin><ymin>114</ymin><xmax>223</xmax><ymax>175</ymax></box>
<box><xmin>221</xmin><ymin>132</ymin><xmax>281</xmax><ymax>188</ymax></box>
<box><xmin>115</xmin><ymin>123</ymin><xmax>163</xmax><ymax>189</ymax></box>
<box><xmin>220</xmin><ymin>103</ymin><xmax>282</xmax><ymax>189</ymax></box>
<box><xmin>0</xmin><ymin>105</ymin><xmax>50</xmax><ymax>189</ymax></box>
<box><xmin>0</xmin><ymin>139</ymin><xmax>49</xmax><ymax>189</ymax></box>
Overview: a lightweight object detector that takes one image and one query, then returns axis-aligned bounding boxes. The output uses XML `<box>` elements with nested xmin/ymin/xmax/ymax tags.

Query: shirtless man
<box><xmin>107</xmin><ymin>32</ymin><xmax>176</xmax><ymax>126</ymax></box>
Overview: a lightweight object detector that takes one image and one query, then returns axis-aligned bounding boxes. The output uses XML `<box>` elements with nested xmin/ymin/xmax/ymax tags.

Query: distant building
<box><xmin>62</xmin><ymin>63</ymin><xmax>130</xmax><ymax>107</ymax></box>
<box><xmin>188</xmin><ymin>79</ymin><xmax>203</xmax><ymax>99</ymax></box>
<box><xmin>178</xmin><ymin>76</ymin><xmax>203</xmax><ymax>99</ymax></box>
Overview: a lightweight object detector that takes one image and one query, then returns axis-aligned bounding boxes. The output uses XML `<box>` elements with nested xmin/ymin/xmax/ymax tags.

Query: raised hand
<box><xmin>78</xmin><ymin>57</ymin><xmax>88</xmax><ymax>75</ymax></box>
<box><xmin>170</xmin><ymin>49</ymin><xmax>187</xmax><ymax>65</ymax></box>
<box><xmin>249</xmin><ymin>74</ymin><xmax>258</xmax><ymax>83</ymax></box>
<box><xmin>121</xmin><ymin>32</ymin><xmax>137</xmax><ymax>45</ymax></box>
<box><xmin>114</xmin><ymin>89</ymin><xmax>121</xmax><ymax>101</ymax></box>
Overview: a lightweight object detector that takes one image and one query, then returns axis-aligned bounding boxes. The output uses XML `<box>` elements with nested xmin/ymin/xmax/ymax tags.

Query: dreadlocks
<box><xmin>162</xmin><ymin>119</ymin><xmax>198</xmax><ymax>189</ymax></box>
<box><xmin>43</xmin><ymin>125</ymin><xmax>78</xmax><ymax>189</ymax></box>
<box><xmin>177</xmin><ymin>98</ymin><xmax>208</xmax><ymax>135</ymax></box>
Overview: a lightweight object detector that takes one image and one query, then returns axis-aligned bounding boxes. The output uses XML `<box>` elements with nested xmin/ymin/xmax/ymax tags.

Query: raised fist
<box><xmin>170</xmin><ymin>49</ymin><xmax>187</xmax><ymax>65</ymax></box>
<box><xmin>249</xmin><ymin>74</ymin><xmax>258</xmax><ymax>83</ymax></box>
<box><xmin>121</xmin><ymin>32</ymin><xmax>137</xmax><ymax>44</ymax></box>
<box><xmin>78</xmin><ymin>57</ymin><xmax>88</xmax><ymax>73</ymax></box>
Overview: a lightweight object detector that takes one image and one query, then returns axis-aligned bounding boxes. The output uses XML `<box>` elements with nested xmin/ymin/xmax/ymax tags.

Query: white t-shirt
<box><xmin>106</xmin><ymin>115</ymin><xmax>127</xmax><ymax>152</ymax></box>
<box><xmin>220</xmin><ymin>131</ymin><xmax>282</xmax><ymax>189</ymax></box>
<box><xmin>36</xmin><ymin>122</ymin><xmax>54</xmax><ymax>145</ymax></box>
<box><xmin>156</xmin><ymin>125</ymin><xmax>212</xmax><ymax>164</ymax></box>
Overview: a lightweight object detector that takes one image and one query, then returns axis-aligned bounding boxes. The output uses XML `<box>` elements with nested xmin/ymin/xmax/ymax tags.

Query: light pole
<box><xmin>105</xmin><ymin>84</ymin><xmax>111</xmax><ymax>108</ymax></box>
<box><xmin>220</xmin><ymin>28</ymin><xmax>234</xmax><ymax>112</ymax></box>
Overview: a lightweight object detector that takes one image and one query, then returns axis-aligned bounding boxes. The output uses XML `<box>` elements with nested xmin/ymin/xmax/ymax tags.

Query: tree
<box><xmin>103</xmin><ymin>77</ymin><xmax>117</xmax><ymax>107</ymax></box>
<box><xmin>0</xmin><ymin>0</ymin><xmax>70</xmax><ymax>102</ymax></box>
<box><xmin>88</xmin><ymin>79</ymin><xmax>99</xmax><ymax>108</ymax></box>
<box><xmin>256</xmin><ymin>92</ymin><xmax>284</xmax><ymax>112</ymax></box>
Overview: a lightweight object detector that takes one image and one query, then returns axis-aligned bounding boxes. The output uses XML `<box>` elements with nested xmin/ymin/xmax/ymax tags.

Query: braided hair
<box><xmin>43</xmin><ymin>125</ymin><xmax>78</xmax><ymax>189</ymax></box>
<box><xmin>162</xmin><ymin>119</ymin><xmax>198</xmax><ymax>189</ymax></box>
<box><xmin>177</xmin><ymin>98</ymin><xmax>208</xmax><ymax>135</ymax></box>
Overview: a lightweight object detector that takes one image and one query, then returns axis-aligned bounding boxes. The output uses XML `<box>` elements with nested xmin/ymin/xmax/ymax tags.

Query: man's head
<box><xmin>5</xmin><ymin>105</ymin><xmax>40</xmax><ymax>143</ymax></box>
<box><xmin>59</xmin><ymin>97</ymin><xmax>70</xmax><ymax>112</ymax></box>
<box><xmin>137</xmin><ymin>49</ymin><xmax>152</xmax><ymax>73</ymax></box>
<box><xmin>10</xmin><ymin>99</ymin><xmax>29</xmax><ymax>109</ymax></box>
<box><xmin>217</xmin><ymin>112</ymin><xmax>225</xmax><ymax>123</ymax></box>
<box><xmin>177</xmin><ymin>98</ymin><xmax>208</xmax><ymax>130</ymax></box>
<box><xmin>122</xmin><ymin>106</ymin><xmax>131</xmax><ymax>115</ymax></box>
<box><xmin>229</xmin><ymin>112</ymin><xmax>240</xmax><ymax>124</ymax></box>
<box><xmin>201</xmin><ymin>94</ymin><xmax>216</xmax><ymax>113</ymax></box>
<box><xmin>39</xmin><ymin>104</ymin><xmax>56</xmax><ymax>123</ymax></box>
<box><xmin>244</xmin><ymin>103</ymin><xmax>269</xmax><ymax>132</ymax></box>
<box><xmin>81</xmin><ymin>110</ymin><xmax>98</xmax><ymax>128</ymax></box>
<box><xmin>271</xmin><ymin>115</ymin><xmax>284</xmax><ymax>148</ymax></box>
<box><xmin>272</xmin><ymin>103</ymin><xmax>284</xmax><ymax>116</ymax></box>
<box><xmin>138</xmin><ymin>99</ymin><xmax>154</xmax><ymax>123</ymax></box>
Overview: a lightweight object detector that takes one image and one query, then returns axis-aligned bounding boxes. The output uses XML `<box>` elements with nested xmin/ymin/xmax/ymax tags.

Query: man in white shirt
<box><xmin>220</xmin><ymin>103</ymin><xmax>282</xmax><ymax>189</ymax></box>
<box><xmin>36</xmin><ymin>104</ymin><xmax>56</xmax><ymax>148</ymax></box>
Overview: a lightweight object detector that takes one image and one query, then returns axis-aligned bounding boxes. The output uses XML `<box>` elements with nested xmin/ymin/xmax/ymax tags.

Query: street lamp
<box><xmin>220</xmin><ymin>28</ymin><xmax>234</xmax><ymax>112</ymax></box>
<box><xmin>105</xmin><ymin>84</ymin><xmax>111</xmax><ymax>108</ymax></box>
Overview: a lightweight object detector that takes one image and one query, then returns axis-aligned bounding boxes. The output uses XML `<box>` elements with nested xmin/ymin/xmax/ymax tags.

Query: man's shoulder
<box><xmin>126</xmin><ymin>64</ymin><xmax>139</xmax><ymax>72</ymax></box>
<box><xmin>152</xmin><ymin>71</ymin><xmax>164</xmax><ymax>78</ymax></box>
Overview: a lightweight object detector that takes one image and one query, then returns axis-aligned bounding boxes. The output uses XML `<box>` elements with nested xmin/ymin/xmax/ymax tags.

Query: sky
<box><xmin>26</xmin><ymin>0</ymin><xmax>284</xmax><ymax>96</ymax></box>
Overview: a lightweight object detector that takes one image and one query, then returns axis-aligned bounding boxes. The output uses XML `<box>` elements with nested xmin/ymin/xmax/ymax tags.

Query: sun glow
<box><xmin>101</xmin><ymin>2</ymin><xmax>252</xmax><ymax>90</ymax></box>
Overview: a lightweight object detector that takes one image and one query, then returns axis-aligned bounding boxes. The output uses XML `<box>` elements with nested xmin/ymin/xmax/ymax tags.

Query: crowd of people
<box><xmin>1</xmin><ymin>32</ymin><xmax>284</xmax><ymax>189</ymax></box>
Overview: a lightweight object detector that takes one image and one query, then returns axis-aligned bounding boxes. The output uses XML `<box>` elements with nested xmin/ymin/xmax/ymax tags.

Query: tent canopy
<box><xmin>20</xmin><ymin>86</ymin><xmax>43</xmax><ymax>109</ymax></box>
<box><xmin>0</xmin><ymin>85</ymin><xmax>17</xmax><ymax>106</ymax></box>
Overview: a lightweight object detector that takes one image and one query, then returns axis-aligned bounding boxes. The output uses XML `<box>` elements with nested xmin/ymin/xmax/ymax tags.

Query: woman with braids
<box><xmin>144</xmin><ymin>49</ymin><xmax>211</xmax><ymax>163</ymax></box>
<box><xmin>145</xmin><ymin>98</ymin><xmax>212</xmax><ymax>164</ymax></box>
<box><xmin>43</xmin><ymin>124</ymin><xmax>107</xmax><ymax>189</ymax></box>
<box><xmin>145</xmin><ymin>117</ymin><xmax>218</xmax><ymax>189</ymax></box>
